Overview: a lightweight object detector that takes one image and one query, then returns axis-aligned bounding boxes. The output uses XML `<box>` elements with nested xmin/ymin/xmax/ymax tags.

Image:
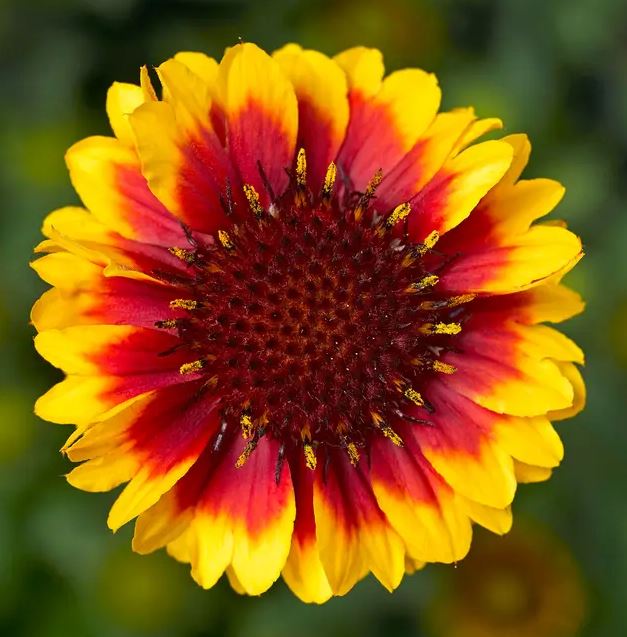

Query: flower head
<box><xmin>32</xmin><ymin>43</ymin><xmax>585</xmax><ymax>602</ymax></box>
<box><xmin>429</xmin><ymin>523</ymin><xmax>588</xmax><ymax>637</ymax></box>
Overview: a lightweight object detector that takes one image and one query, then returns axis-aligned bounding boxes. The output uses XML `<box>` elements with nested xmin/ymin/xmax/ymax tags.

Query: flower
<box><xmin>428</xmin><ymin>523</ymin><xmax>588</xmax><ymax>637</ymax></box>
<box><xmin>31</xmin><ymin>42</ymin><xmax>585</xmax><ymax>602</ymax></box>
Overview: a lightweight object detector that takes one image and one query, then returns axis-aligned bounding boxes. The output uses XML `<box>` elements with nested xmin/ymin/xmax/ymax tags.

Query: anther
<box><xmin>240</xmin><ymin>408</ymin><xmax>254</xmax><ymax>439</ymax></box>
<box><xmin>170</xmin><ymin>298</ymin><xmax>200</xmax><ymax>310</ymax></box>
<box><xmin>154</xmin><ymin>319</ymin><xmax>178</xmax><ymax>329</ymax></box>
<box><xmin>321</xmin><ymin>162</ymin><xmax>337</xmax><ymax>201</ymax></box>
<box><xmin>404</xmin><ymin>387</ymin><xmax>425</xmax><ymax>407</ymax></box>
<box><xmin>380</xmin><ymin>424</ymin><xmax>404</xmax><ymax>447</ymax></box>
<box><xmin>303</xmin><ymin>442</ymin><xmax>317</xmax><ymax>470</ymax></box>
<box><xmin>420</xmin><ymin>294</ymin><xmax>475</xmax><ymax>311</ymax></box>
<box><xmin>432</xmin><ymin>360</ymin><xmax>457</xmax><ymax>374</ymax></box>
<box><xmin>295</xmin><ymin>148</ymin><xmax>307</xmax><ymax>188</ymax></box>
<box><xmin>385</xmin><ymin>202</ymin><xmax>412</xmax><ymax>229</ymax></box>
<box><xmin>406</xmin><ymin>274</ymin><xmax>439</xmax><ymax>293</ymax></box>
<box><xmin>218</xmin><ymin>230</ymin><xmax>235</xmax><ymax>250</ymax></box>
<box><xmin>414</xmin><ymin>230</ymin><xmax>440</xmax><ymax>256</ymax></box>
<box><xmin>235</xmin><ymin>438</ymin><xmax>258</xmax><ymax>468</ymax></box>
<box><xmin>420</xmin><ymin>322</ymin><xmax>462</xmax><ymax>336</ymax></box>
<box><xmin>243</xmin><ymin>184</ymin><xmax>264</xmax><ymax>219</ymax></box>
<box><xmin>179</xmin><ymin>359</ymin><xmax>206</xmax><ymax>375</ymax></box>
<box><xmin>168</xmin><ymin>246</ymin><xmax>196</xmax><ymax>264</ymax></box>
<box><xmin>355</xmin><ymin>168</ymin><xmax>383</xmax><ymax>221</ymax></box>
<box><xmin>346</xmin><ymin>442</ymin><xmax>360</xmax><ymax>466</ymax></box>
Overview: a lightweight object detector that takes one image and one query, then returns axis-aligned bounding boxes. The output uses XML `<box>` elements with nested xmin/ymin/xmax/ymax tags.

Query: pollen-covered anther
<box><xmin>403</xmin><ymin>386</ymin><xmax>425</xmax><ymax>407</ymax></box>
<box><xmin>154</xmin><ymin>318</ymin><xmax>178</xmax><ymax>329</ymax></box>
<box><xmin>218</xmin><ymin>229</ymin><xmax>235</xmax><ymax>250</ymax></box>
<box><xmin>414</xmin><ymin>230</ymin><xmax>441</xmax><ymax>256</ymax></box>
<box><xmin>355</xmin><ymin>168</ymin><xmax>383</xmax><ymax>220</ymax></box>
<box><xmin>432</xmin><ymin>360</ymin><xmax>457</xmax><ymax>375</ymax></box>
<box><xmin>381</xmin><ymin>424</ymin><xmax>404</xmax><ymax>447</ymax></box>
<box><xmin>385</xmin><ymin>202</ymin><xmax>412</xmax><ymax>229</ymax></box>
<box><xmin>240</xmin><ymin>410</ymin><xmax>254</xmax><ymax>438</ymax></box>
<box><xmin>169</xmin><ymin>298</ymin><xmax>200</xmax><ymax>310</ymax></box>
<box><xmin>346</xmin><ymin>442</ymin><xmax>360</xmax><ymax>466</ymax></box>
<box><xmin>406</xmin><ymin>274</ymin><xmax>439</xmax><ymax>293</ymax></box>
<box><xmin>179</xmin><ymin>359</ymin><xmax>206</xmax><ymax>375</ymax></box>
<box><xmin>235</xmin><ymin>437</ymin><xmax>259</xmax><ymax>468</ymax></box>
<box><xmin>320</xmin><ymin>161</ymin><xmax>337</xmax><ymax>201</ymax></box>
<box><xmin>243</xmin><ymin>184</ymin><xmax>264</xmax><ymax>219</ymax></box>
<box><xmin>420</xmin><ymin>322</ymin><xmax>462</xmax><ymax>335</ymax></box>
<box><xmin>295</xmin><ymin>147</ymin><xmax>307</xmax><ymax>188</ymax></box>
<box><xmin>303</xmin><ymin>442</ymin><xmax>317</xmax><ymax>470</ymax></box>
<box><xmin>168</xmin><ymin>246</ymin><xmax>196</xmax><ymax>264</ymax></box>
<box><xmin>420</xmin><ymin>293</ymin><xmax>475</xmax><ymax>310</ymax></box>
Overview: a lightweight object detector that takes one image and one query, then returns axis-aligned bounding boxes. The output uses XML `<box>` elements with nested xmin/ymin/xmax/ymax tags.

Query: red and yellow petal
<box><xmin>281</xmin><ymin>456</ymin><xmax>332</xmax><ymax>603</ymax></box>
<box><xmin>178</xmin><ymin>435</ymin><xmax>295</xmax><ymax>594</ymax></box>
<box><xmin>65</xmin><ymin>136</ymin><xmax>184</xmax><ymax>245</ymax></box>
<box><xmin>370</xmin><ymin>429</ymin><xmax>472</xmax><ymax>564</ymax></box>
<box><xmin>313</xmin><ymin>450</ymin><xmax>405</xmax><ymax>594</ymax></box>
<box><xmin>407</xmin><ymin>140</ymin><xmax>513</xmax><ymax>241</ymax></box>
<box><xmin>213</xmin><ymin>43</ymin><xmax>298</xmax><ymax>200</ymax></box>
<box><xmin>273</xmin><ymin>44</ymin><xmax>349</xmax><ymax>190</ymax></box>
<box><xmin>337</xmin><ymin>61</ymin><xmax>441</xmax><ymax>191</ymax></box>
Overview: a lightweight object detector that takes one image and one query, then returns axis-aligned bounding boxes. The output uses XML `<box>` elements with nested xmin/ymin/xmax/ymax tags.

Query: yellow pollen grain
<box><xmin>381</xmin><ymin>425</ymin><xmax>404</xmax><ymax>447</ymax></box>
<box><xmin>168</xmin><ymin>247</ymin><xmax>196</xmax><ymax>263</ymax></box>
<box><xmin>407</xmin><ymin>274</ymin><xmax>439</xmax><ymax>293</ymax></box>
<box><xmin>346</xmin><ymin>442</ymin><xmax>360</xmax><ymax>466</ymax></box>
<box><xmin>424</xmin><ymin>230</ymin><xmax>440</xmax><ymax>248</ymax></box>
<box><xmin>218</xmin><ymin>230</ymin><xmax>235</xmax><ymax>250</ymax></box>
<box><xmin>179</xmin><ymin>359</ymin><xmax>205</xmax><ymax>375</ymax></box>
<box><xmin>155</xmin><ymin>319</ymin><xmax>178</xmax><ymax>329</ymax></box>
<box><xmin>365</xmin><ymin>168</ymin><xmax>383</xmax><ymax>197</ymax></box>
<box><xmin>243</xmin><ymin>184</ymin><xmax>263</xmax><ymax>219</ymax></box>
<box><xmin>170</xmin><ymin>298</ymin><xmax>199</xmax><ymax>310</ymax></box>
<box><xmin>448</xmin><ymin>294</ymin><xmax>476</xmax><ymax>307</ymax></box>
<box><xmin>432</xmin><ymin>360</ymin><xmax>457</xmax><ymax>374</ymax></box>
<box><xmin>322</xmin><ymin>161</ymin><xmax>337</xmax><ymax>198</ymax></box>
<box><xmin>235</xmin><ymin>439</ymin><xmax>257</xmax><ymax>468</ymax></box>
<box><xmin>240</xmin><ymin>412</ymin><xmax>253</xmax><ymax>438</ymax></box>
<box><xmin>404</xmin><ymin>387</ymin><xmax>424</xmax><ymax>406</ymax></box>
<box><xmin>295</xmin><ymin>147</ymin><xmax>307</xmax><ymax>187</ymax></box>
<box><xmin>385</xmin><ymin>202</ymin><xmax>412</xmax><ymax>228</ymax></box>
<box><xmin>303</xmin><ymin>442</ymin><xmax>317</xmax><ymax>470</ymax></box>
<box><xmin>420</xmin><ymin>322</ymin><xmax>462</xmax><ymax>335</ymax></box>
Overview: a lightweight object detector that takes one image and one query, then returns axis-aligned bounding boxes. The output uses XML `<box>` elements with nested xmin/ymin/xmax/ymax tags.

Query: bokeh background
<box><xmin>1</xmin><ymin>0</ymin><xmax>626</xmax><ymax>635</ymax></box>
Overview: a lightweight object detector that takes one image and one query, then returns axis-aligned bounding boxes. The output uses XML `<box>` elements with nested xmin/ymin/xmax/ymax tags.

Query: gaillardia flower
<box><xmin>32</xmin><ymin>43</ymin><xmax>585</xmax><ymax>602</ymax></box>
<box><xmin>429</xmin><ymin>523</ymin><xmax>588</xmax><ymax>637</ymax></box>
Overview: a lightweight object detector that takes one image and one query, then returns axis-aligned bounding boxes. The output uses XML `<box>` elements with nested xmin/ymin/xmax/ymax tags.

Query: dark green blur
<box><xmin>0</xmin><ymin>1</ymin><xmax>625</xmax><ymax>636</ymax></box>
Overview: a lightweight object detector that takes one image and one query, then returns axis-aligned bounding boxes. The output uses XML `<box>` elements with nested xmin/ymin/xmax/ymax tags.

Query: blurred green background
<box><xmin>1</xmin><ymin>0</ymin><xmax>626</xmax><ymax>635</ymax></box>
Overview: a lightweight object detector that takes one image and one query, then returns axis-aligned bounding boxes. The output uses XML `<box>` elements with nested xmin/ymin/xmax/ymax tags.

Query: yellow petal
<box><xmin>333</xmin><ymin>46</ymin><xmax>384</xmax><ymax>97</ymax></box>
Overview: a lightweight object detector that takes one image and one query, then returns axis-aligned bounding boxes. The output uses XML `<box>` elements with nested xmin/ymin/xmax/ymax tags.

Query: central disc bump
<box><xmin>189</xmin><ymin>203</ymin><xmax>443</xmax><ymax>449</ymax></box>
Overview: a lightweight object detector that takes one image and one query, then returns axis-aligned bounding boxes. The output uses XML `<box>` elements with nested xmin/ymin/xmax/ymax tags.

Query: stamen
<box><xmin>420</xmin><ymin>293</ymin><xmax>475</xmax><ymax>310</ymax></box>
<box><xmin>243</xmin><ymin>184</ymin><xmax>264</xmax><ymax>219</ymax></box>
<box><xmin>380</xmin><ymin>424</ymin><xmax>404</xmax><ymax>447</ymax></box>
<box><xmin>240</xmin><ymin>409</ymin><xmax>254</xmax><ymax>438</ymax></box>
<box><xmin>218</xmin><ymin>230</ymin><xmax>235</xmax><ymax>250</ymax></box>
<box><xmin>385</xmin><ymin>202</ymin><xmax>412</xmax><ymax>229</ymax></box>
<box><xmin>406</xmin><ymin>274</ymin><xmax>439</xmax><ymax>293</ymax></box>
<box><xmin>295</xmin><ymin>148</ymin><xmax>307</xmax><ymax>188</ymax></box>
<box><xmin>179</xmin><ymin>359</ymin><xmax>205</xmax><ymax>375</ymax></box>
<box><xmin>432</xmin><ymin>360</ymin><xmax>457</xmax><ymax>374</ymax></box>
<box><xmin>154</xmin><ymin>319</ymin><xmax>178</xmax><ymax>329</ymax></box>
<box><xmin>355</xmin><ymin>168</ymin><xmax>383</xmax><ymax>221</ymax></box>
<box><xmin>321</xmin><ymin>162</ymin><xmax>337</xmax><ymax>201</ymax></box>
<box><xmin>235</xmin><ymin>438</ymin><xmax>258</xmax><ymax>468</ymax></box>
<box><xmin>414</xmin><ymin>230</ymin><xmax>440</xmax><ymax>256</ymax></box>
<box><xmin>420</xmin><ymin>322</ymin><xmax>462</xmax><ymax>335</ymax></box>
<box><xmin>303</xmin><ymin>442</ymin><xmax>317</xmax><ymax>470</ymax></box>
<box><xmin>404</xmin><ymin>387</ymin><xmax>425</xmax><ymax>407</ymax></box>
<box><xmin>346</xmin><ymin>442</ymin><xmax>360</xmax><ymax>466</ymax></box>
<box><xmin>170</xmin><ymin>299</ymin><xmax>200</xmax><ymax>310</ymax></box>
<box><xmin>168</xmin><ymin>247</ymin><xmax>196</xmax><ymax>264</ymax></box>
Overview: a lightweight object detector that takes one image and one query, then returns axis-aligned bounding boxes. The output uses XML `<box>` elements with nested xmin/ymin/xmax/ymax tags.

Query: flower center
<box><xmin>161</xmin><ymin>154</ymin><xmax>470</xmax><ymax>468</ymax></box>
